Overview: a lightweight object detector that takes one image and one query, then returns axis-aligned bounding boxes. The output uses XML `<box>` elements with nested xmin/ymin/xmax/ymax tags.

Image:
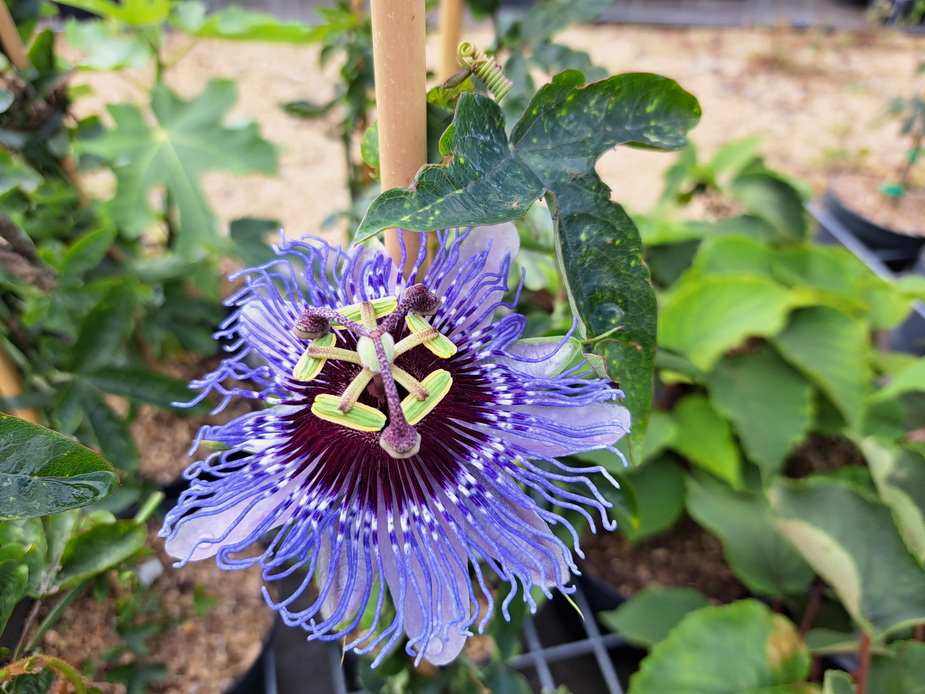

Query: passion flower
<box><xmin>160</xmin><ymin>225</ymin><xmax>629</xmax><ymax>665</ymax></box>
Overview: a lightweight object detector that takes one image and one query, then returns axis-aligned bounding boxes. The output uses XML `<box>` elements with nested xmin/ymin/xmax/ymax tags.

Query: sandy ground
<box><xmin>67</xmin><ymin>23</ymin><xmax>925</xmax><ymax>246</ymax></box>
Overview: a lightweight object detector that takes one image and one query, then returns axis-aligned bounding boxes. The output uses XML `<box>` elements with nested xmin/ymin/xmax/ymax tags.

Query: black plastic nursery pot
<box><xmin>810</xmin><ymin>200</ymin><xmax>925</xmax><ymax>356</ymax></box>
<box><xmin>822</xmin><ymin>188</ymin><xmax>925</xmax><ymax>271</ymax></box>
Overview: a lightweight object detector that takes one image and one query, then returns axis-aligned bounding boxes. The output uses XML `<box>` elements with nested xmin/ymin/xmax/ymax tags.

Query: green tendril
<box><xmin>458</xmin><ymin>41</ymin><xmax>513</xmax><ymax>102</ymax></box>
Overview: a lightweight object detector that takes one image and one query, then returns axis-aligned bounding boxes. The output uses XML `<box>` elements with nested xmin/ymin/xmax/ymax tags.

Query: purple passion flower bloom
<box><xmin>161</xmin><ymin>225</ymin><xmax>629</xmax><ymax>666</ymax></box>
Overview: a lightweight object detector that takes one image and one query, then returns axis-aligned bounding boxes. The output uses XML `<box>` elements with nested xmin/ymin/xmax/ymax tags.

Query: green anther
<box><xmin>401</xmin><ymin>370</ymin><xmax>452</xmax><ymax>425</ymax></box>
<box><xmin>405</xmin><ymin>314</ymin><xmax>458</xmax><ymax>358</ymax></box>
<box><xmin>293</xmin><ymin>332</ymin><xmax>336</xmax><ymax>381</ymax></box>
<box><xmin>312</xmin><ymin>394</ymin><xmax>386</xmax><ymax>432</ymax></box>
<box><xmin>334</xmin><ymin>297</ymin><xmax>398</xmax><ymax>328</ymax></box>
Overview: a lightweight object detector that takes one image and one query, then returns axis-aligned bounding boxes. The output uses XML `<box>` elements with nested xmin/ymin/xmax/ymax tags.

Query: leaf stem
<box><xmin>854</xmin><ymin>631</ymin><xmax>871</xmax><ymax>694</ymax></box>
<box><xmin>21</xmin><ymin>583</ymin><xmax>88</xmax><ymax>656</ymax></box>
<box><xmin>798</xmin><ymin>579</ymin><xmax>825</xmax><ymax>638</ymax></box>
<box><xmin>0</xmin><ymin>655</ymin><xmax>89</xmax><ymax>693</ymax></box>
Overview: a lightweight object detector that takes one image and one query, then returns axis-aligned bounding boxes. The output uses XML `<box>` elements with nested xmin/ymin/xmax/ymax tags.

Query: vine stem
<box><xmin>437</xmin><ymin>0</ymin><xmax>463</xmax><ymax>82</ymax></box>
<box><xmin>0</xmin><ymin>655</ymin><xmax>88</xmax><ymax>693</ymax></box>
<box><xmin>854</xmin><ymin>631</ymin><xmax>871</xmax><ymax>694</ymax></box>
<box><xmin>0</xmin><ymin>1</ymin><xmax>27</xmax><ymax>71</ymax></box>
<box><xmin>369</xmin><ymin>0</ymin><xmax>428</xmax><ymax>276</ymax></box>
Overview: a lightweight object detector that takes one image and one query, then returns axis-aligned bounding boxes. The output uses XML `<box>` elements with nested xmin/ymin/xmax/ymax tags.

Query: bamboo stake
<box><xmin>0</xmin><ymin>344</ymin><xmax>40</xmax><ymax>424</ymax></box>
<box><xmin>370</xmin><ymin>0</ymin><xmax>428</xmax><ymax>275</ymax></box>
<box><xmin>0</xmin><ymin>1</ymin><xmax>27</xmax><ymax>71</ymax></box>
<box><xmin>437</xmin><ymin>0</ymin><xmax>463</xmax><ymax>82</ymax></box>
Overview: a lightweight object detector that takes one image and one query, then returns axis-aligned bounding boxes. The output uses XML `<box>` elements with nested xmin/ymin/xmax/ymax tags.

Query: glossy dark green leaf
<box><xmin>357</xmin><ymin>72</ymin><xmax>700</xmax><ymax>445</ymax></box>
<box><xmin>60</xmin><ymin>225</ymin><xmax>118</xmax><ymax>276</ymax></box>
<box><xmin>628</xmin><ymin>600</ymin><xmax>811</xmax><ymax>694</ymax></box>
<box><xmin>769</xmin><ymin>477</ymin><xmax>925</xmax><ymax>636</ymax></box>
<box><xmin>53</xmin><ymin>519</ymin><xmax>147</xmax><ymax>591</ymax></box>
<box><xmin>0</xmin><ymin>414</ymin><xmax>118</xmax><ymax>520</ymax></box>
<box><xmin>598</xmin><ymin>586</ymin><xmax>710</xmax><ymax>648</ymax></box>
<box><xmin>686</xmin><ymin>474</ymin><xmax>814</xmax><ymax>598</ymax></box>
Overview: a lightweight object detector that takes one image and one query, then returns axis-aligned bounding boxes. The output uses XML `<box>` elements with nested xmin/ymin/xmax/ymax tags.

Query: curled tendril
<box><xmin>457</xmin><ymin>41</ymin><xmax>513</xmax><ymax>102</ymax></box>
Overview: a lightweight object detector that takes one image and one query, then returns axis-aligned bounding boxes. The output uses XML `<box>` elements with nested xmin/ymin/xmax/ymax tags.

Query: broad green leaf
<box><xmin>229</xmin><ymin>217</ymin><xmax>280</xmax><ymax>268</ymax></box>
<box><xmin>708</xmin><ymin>136</ymin><xmax>763</xmax><ymax>186</ymax></box>
<box><xmin>617</xmin><ymin>455</ymin><xmax>685</xmax><ymax>543</ymax></box>
<box><xmin>182</xmin><ymin>4</ymin><xmax>318</xmax><ymax>43</ymax></box>
<box><xmin>730</xmin><ymin>172</ymin><xmax>808</xmax><ymax>243</ymax></box>
<box><xmin>355</xmin><ymin>74</ymin><xmax>700</xmax><ymax>445</ymax></box>
<box><xmin>0</xmin><ymin>415</ymin><xmax>118</xmax><ymax>520</ymax></box>
<box><xmin>805</xmin><ymin>629</ymin><xmax>867</xmax><ymax>656</ymax></box>
<box><xmin>0</xmin><ymin>88</ymin><xmax>13</xmax><ymax>114</ymax></box>
<box><xmin>0</xmin><ymin>517</ymin><xmax>47</xmax><ymax>595</ymax></box>
<box><xmin>871</xmin><ymin>357</ymin><xmax>925</xmax><ymax>403</ymax></box>
<box><xmin>868</xmin><ymin>641</ymin><xmax>925</xmax><ymax>694</ymax></box>
<box><xmin>638</xmin><ymin>409</ymin><xmax>677</xmax><ymax>464</ymax></box>
<box><xmin>87</xmin><ymin>366</ymin><xmax>195</xmax><ymax>410</ymax></box>
<box><xmin>0</xmin><ymin>559</ymin><xmax>29</xmax><ymax>635</ymax></box>
<box><xmin>69</xmin><ymin>282</ymin><xmax>137</xmax><ymax>374</ymax></box>
<box><xmin>52</xmin><ymin>519</ymin><xmax>147</xmax><ymax>591</ymax></box>
<box><xmin>768</xmin><ymin>477</ymin><xmax>925</xmax><ymax>636</ymax></box>
<box><xmin>668</xmin><ymin>394</ymin><xmax>742</xmax><ymax>489</ymax></box>
<box><xmin>628</xmin><ymin>600</ymin><xmax>811</xmax><ymax>694</ymax></box>
<box><xmin>822</xmin><ymin>671</ymin><xmax>856</xmax><ymax>694</ymax></box>
<box><xmin>659</xmin><ymin>274</ymin><xmax>794</xmax><ymax>371</ymax></box>
<box><xmin>83</xmin><ymin>389</ymin><xmax>139</xmax><ymax>471</ymax></box>
<box><xmin>684</xmin><ymin>235</ymin><xmax>774</xmax><ymax>280</ymax></box>
<box><xmin>60</xmin><ymin>225</ymin><xmax>118</xmax><ymax>276</ymax></box>
<box><xmin>686</xmin><ymin>474</ymin><xmax>814</xmax><ymax>598</ymax></box>
<box><xmin>863</xmin><ymin>439</ymin><xmax>925</xmax><ymax>564</ymax></box>
<box><xmin>518</xmin><ymin>0</ymin><xmax>612</xmax><ymax>42</ymax></box>
<box><xmin>55</xmin><ymin>0</ymin><xmax>173</xmax><ymax>25</ymax></box>
<box><xmin>81</xmin><ymin>80</ymin><xmax>277</xmax><ymax>256</ymax></box>
<box><xmin>707</xmin><ymin>345</ymin><xmax>813</xmax><ymax>479</ymax></box>
<box><xmin>65</xmin><ymin>21</ymin><xmax>152</xmax><ymax>71</ymax></box>
<box><xmin>598</xmin><ymin>587</ymin><xmax>710</xmax><ymax>648</ymax></box>
<box><xmin>772</xmin><ymin>307</ymin><xmax>870</xmax><ymax>431</ymax></box>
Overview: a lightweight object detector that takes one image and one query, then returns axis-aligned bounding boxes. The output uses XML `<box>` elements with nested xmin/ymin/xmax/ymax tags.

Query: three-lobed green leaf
<box><xmin>356</xmin><ymin>71</ymin><xmax>701</xmax><ymax>444</ymax></box>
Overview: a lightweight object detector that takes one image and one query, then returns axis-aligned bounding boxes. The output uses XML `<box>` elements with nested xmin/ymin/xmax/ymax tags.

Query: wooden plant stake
<box><xmin>437</xmin><ymin>0</ymin><xmax>463</xmax><ymax>82</ymax></box>
<box><xmin>0</xmin><ymin>1</ymin><xmax>27</xmax><ymax>71</ymax></box>
<box><xmin>370</xmin><ymin>0</ymin><xmax>428</xmax><ymax>275</ymax></box>
<box><xmin>0</xmin><ymin>344</ymin><xmax>39</xmax><ymax>424</ymax></box>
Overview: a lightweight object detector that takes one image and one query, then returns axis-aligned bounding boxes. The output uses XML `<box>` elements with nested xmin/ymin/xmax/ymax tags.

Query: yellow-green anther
<box><xmin>334</xmin><ymin>297</ymin><xmax>398</xmax><ymax>328</ymax></box>
<box><xmin>405</xmin><ymin>314</ymin><xmax>458</xmax><ymax>359</ymax></box>
<box><xmin>391</xmin><ymin>366</ymin><xmax>430</xmax><ymax>401</ymax></box>
<box><xmin>338</xmin><ymin>369</ymin><xmax>374</xmax><ymax>412</ymax></box>
<box><xmin>293</xmin><ymin>332</ymin><xmax>337</xmax><ymax>381</ymax></box>
<box><xmin>312</xmin><ymin>394</ymin><xmax>386</xmax><ymax>432</ymax></box>
<box><xmin>401</xmin><ymin>369</ymin><xmax>452</xmax><ymax>425</ymax></box>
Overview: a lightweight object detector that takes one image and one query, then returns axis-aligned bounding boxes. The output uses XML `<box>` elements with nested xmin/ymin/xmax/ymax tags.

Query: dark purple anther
<box><xmin>292</xmin><ymin>310</ymin><xmax>330</xmax><ymax>340</ymax></box>
<box><xmin>404</xmin><ymin>284</ymin><xmax>441</xmax><ymax>316</ymax></box>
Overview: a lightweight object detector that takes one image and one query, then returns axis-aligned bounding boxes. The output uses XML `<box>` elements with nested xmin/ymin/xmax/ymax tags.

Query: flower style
<box><xmin>160</xmin><ymin>225</ymin><xmax>630</xmax><ymax>666</ymax></box>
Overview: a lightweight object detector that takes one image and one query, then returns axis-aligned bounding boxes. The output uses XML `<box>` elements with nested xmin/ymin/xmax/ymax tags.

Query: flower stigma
<box><xmin>292</xmin><ymin>286</ymin><xmax>457</xmax><ymax>459</ymax></box>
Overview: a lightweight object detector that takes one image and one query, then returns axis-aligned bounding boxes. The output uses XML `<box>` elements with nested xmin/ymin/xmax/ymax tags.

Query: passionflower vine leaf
<box><xmin>80</xmin><ymin>80</ymin><xmax>278</xmax><ymax>257</ymax></box>
<box><xmin>356</xmin><ymin>71</ymin><xmax>700</xmax><ymax>444</ymax></box>
<box><xmin>0</xmin><ymin>413</ymin><xmax>119</xmax><ymax>520</ymax></box>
